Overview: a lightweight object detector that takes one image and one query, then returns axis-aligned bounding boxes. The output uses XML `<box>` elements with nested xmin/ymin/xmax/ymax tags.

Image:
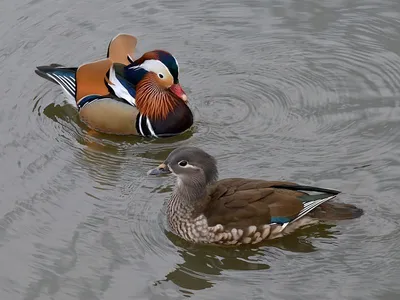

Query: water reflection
<box><xmin>154</xmin><ymin>222</ymin><xmax>337</xmax><ymax>295</ymax></box>
<box><xmin>156</xmin><ymin>232</ymin><xmax>270</xmax><ymax>293</ymax></box>
<box><xmin>39</xmin><ymin>97</ymin><xmax>195</xmax><ymax>191</ymax></box>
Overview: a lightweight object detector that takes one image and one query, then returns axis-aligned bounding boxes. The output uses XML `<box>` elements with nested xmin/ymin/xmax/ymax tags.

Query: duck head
<box><xmin>125</xmin><ymin>50</ymin><xmax>188</xmax><ymax>120</ymax></box>
<box><xmin>148</xmin><ymin>147</ymin><xmax>219</xmax><ymax>188</ymax></box>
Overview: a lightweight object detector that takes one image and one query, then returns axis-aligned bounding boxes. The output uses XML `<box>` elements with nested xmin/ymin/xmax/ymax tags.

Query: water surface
<box><xmin>1</xmin><ymin>0</ymin><xmax>400</xmax><ymax>299</ymax></box>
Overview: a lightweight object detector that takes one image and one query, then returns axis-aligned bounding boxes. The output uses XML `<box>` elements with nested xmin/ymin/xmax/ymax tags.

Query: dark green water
<box><xmin>1</xmin><ymin>0</ymin><xmax>400</xmax><ymax>299</ymax></box>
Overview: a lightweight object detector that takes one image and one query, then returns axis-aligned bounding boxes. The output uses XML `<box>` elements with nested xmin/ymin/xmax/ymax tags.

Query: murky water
<box><xmin>1</xmin><ymin>0</ymin><xmax>400</xmax><ymax>299</ymax></box>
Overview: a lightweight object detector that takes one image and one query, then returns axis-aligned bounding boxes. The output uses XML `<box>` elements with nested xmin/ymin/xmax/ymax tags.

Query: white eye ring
<box><xmin>158</xmin><ymin>73</ymin><xmax>164</xmax><ymax>79</ymax></box>
<box><xmin>178</xmin><ymin>160</ymin><xmax>188</xmax><ymax>167</ymax></box>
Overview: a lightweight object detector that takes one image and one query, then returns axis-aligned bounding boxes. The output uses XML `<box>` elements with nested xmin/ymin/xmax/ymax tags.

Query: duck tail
<box><xmin>35</xmin><ymin>64</ymin><xmax>77</xmax><ymax>106</ymax></box>
<box><xmin>272</xmin><ymin>184</ymin><xmax>363</xmax><ymax>220</ymax></box>
<box><xmin>288</xmin><ymin>194</ymin><xmax>337</xmax><ymax>224</ymax></box>
<box><xmin>309</xmin><ymin>202</ymin><xmax>364</xmax><ymax>220</ymax></box>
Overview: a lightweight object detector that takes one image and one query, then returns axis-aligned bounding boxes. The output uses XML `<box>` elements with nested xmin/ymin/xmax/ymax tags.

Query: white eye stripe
<box><xmin>131</xmin><ymin>59</ymin><xmax>172</xmax><ymax>79</ymax></box>
<box><xmin>179</xmin><ymin>162</ymin><xmax>197</xmax><ymax>169</ymax></box>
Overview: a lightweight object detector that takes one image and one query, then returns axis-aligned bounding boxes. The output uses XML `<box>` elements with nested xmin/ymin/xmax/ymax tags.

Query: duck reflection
<box><xmin>42</xmin><ymin>102</ymin><xmax>194</xmax><ymax>189</ymax></box>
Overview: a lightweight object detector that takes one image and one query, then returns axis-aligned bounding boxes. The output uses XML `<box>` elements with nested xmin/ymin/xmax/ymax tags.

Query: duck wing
<box><xmin>203</xmin><ymin>178</ymin><xmax>340</xmax><ymax>230</ymax></box>
<box><xmin>107</xmin><ymin>33</ymin><xmax>137</xmax><ymax>65</ymax></box>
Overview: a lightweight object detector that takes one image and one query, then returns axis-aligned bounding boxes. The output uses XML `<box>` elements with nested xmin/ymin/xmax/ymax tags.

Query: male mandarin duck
<box><xmin>148</xmin><ymin>147</ymin><xmax>363</xmax><ymax>245</ymax></box>
<box><xmin>35</xmin><ymin>34</ymin><xmax>193</xmax><ymax>137</ymax></box>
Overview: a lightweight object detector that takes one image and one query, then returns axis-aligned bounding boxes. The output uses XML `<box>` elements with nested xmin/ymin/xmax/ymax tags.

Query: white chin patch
<box><xmin>168</xmin><ymin>165</ymin><xmax>177</xmax><ymax>176</ymax></box>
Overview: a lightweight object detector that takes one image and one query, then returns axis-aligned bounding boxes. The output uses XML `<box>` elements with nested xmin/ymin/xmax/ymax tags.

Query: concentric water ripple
<box><xmin>2</xmin><ymin>0</ymin><xmax>400</xmax><ymax>299</ymax></box>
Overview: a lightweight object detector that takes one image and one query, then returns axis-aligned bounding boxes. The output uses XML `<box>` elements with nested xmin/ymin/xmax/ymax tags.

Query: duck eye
<box><xmin>178</xmin><ymin>160</ymin><xmax>187</xmax><ymax>167</ymax></box>
<box><xmin>158</xmin><ymin>73</ymin><xmax>164</xmax><ymax>79</ymax></box>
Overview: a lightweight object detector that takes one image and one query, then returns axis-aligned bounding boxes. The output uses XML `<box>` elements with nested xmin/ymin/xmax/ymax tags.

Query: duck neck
<box><xmin>167</xmin><ymin>177</ymin><xmax>207</xmax><ymax>221</ymax></box>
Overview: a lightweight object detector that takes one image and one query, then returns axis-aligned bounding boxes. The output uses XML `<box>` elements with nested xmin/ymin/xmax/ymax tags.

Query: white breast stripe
<box><xmin>108</xmin><ymin>66</ymin><xmax>136</xmax><ymax>106</ymax></box>
<box><xmin>138</xmin><ymin>114</ymin><xmax>144</xmax><ymax>136</ymax></box>
<box><xmin>146</xmin><ymin>118</ymin><xmax>158</xmax><ymax>138</ymax></box>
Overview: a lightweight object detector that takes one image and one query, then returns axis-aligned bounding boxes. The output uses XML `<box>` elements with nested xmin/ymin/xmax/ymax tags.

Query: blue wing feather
<box><xmin>270</xmin><ymin>217</ymin><xmax>292</xmax><ymax>224</ymax></box>
<box><xmin>116</xmin><ymin>75</ymin><xmax>136</xmax><ymax>99</ymax></box>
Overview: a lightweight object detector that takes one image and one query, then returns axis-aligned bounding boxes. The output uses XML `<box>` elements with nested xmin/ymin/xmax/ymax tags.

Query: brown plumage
<box><xmin>202</xmin><ymin>179</ymin><xmax>304</xmax><ymax>230</ymax></box>
<box><xmin>202</xmin><ymin>179</ymin><xmax>361</xmax><ymax>229</ymax></box>
<box><xmin>148</xmin><ymin>147</ymin><xmax>364</xmax><ymax>245</ymax></box>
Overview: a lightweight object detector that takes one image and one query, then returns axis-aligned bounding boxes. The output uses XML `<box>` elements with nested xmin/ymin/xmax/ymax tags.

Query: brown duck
<box><xmin>35</xmin><ymin>34</ymin><xmax>193</xmax><ymax>138</ymax></box>
<box><xmin>148</xmin><ymin>147</ymin><xmax>363</xmax><ymax>245</ymax></box>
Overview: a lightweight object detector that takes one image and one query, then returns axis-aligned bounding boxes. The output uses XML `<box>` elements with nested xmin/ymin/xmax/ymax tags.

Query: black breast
<box><xmin>135</xmin><ymin>101</ymin><xmax>193</xmax><ymax>138</ymax></box>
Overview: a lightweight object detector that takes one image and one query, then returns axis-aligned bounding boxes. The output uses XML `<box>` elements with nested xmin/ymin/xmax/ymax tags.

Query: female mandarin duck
<box><xmin>35</xmin><ymin>34</ymin><xmax>193</xmax><ymax>138</ymax></box>
<box><xmin>148</xmin><ymin>147</ymin><xmax>363</xmax><ymax>245</ymax></box>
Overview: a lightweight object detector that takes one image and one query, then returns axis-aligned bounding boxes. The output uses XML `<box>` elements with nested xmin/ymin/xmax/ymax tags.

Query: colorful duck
<box><xmin>35</xmin><ymin>34</ymin><xmax>193</xmax><ymax>137</ymax></box>
<box><xmin>148</xmin><ymin>147</ymin><xmax>363</xmax><ymax>245</ymax></box>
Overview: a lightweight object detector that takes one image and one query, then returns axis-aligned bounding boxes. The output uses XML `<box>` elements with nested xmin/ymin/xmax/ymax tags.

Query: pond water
<box><xmin>1</xmin><ymin>0</ymin><xmax>400</xmax><ymax>299</ymax></box>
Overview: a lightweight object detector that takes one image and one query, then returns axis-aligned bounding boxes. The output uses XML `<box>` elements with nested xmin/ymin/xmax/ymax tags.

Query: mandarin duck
<box><xmin>35</xmin><ymin>34</ymin><xmax>193</xmax><ymax>137</ymax></box>
<box><xmin>148</xmin><ymin>147</ymin><xmax>363</xmax><ymax>245</ymax></box>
